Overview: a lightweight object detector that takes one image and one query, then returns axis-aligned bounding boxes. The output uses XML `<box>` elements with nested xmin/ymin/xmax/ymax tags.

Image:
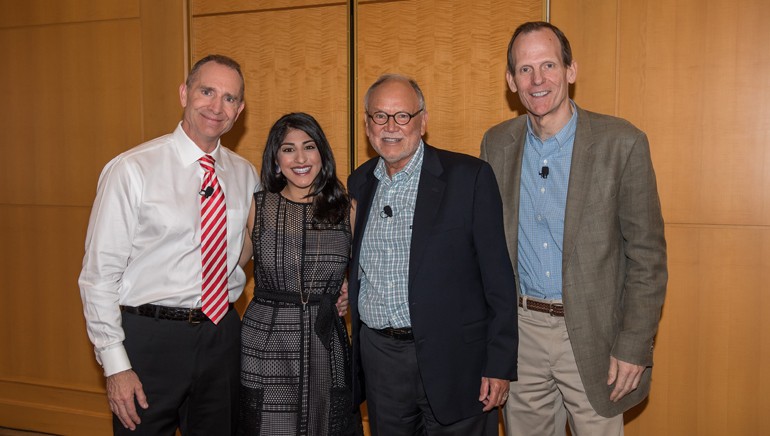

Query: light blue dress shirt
<box><xmin>518</xmin><ymin>103</ymin><xmax>578</xmax><ymax>300</ymax></box>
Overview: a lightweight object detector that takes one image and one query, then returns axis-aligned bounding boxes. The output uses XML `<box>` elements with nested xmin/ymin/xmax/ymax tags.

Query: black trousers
<box><xmin>114</xmin><ymin>308</ymin><xmax>241</xmax><ymax>436</ymax></box>
<box><xmin>359</xmin><ymin>324</ymin><xmax>497</xmax><ymax>436</ymax></box>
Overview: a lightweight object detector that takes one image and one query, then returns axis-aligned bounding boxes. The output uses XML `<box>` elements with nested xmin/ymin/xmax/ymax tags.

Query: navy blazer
<box><xmin>347</xmin><ymin>144</ymin><xmax>518</xmax><ymax>425</ymax></box>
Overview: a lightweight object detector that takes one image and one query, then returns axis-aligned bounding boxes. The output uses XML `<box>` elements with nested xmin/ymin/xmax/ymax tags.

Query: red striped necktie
<box><xmin>199</xmin><ymin>155</ymin><xmax>229</xmax><ymax>324</ymax></box>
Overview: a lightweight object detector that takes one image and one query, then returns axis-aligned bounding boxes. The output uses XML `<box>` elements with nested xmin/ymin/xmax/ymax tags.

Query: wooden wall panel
<box><xmin>550</xmin><ymin>0</ymin><xmax>618</xmax><ymax>115</ymax></box>
<box><xmin>0</xmin><ymin>0</ymin><xmax>185</xmax><ymax>433</ymax></box>
<box><xmin>624</xmin><ymin>225</ymin><xmax>770</xmax><ymax>436</ymax></box>
<box><xmin>0</xmin><ymin>381</ymin><xmax>109</xmax><ymax>434</ymax></box>
<box><xmin>0</xmin><ymin>19</ymin><xmax>144</xmax><ymax>207</ymax></box>
<box><xmin>553</xmin><ymin>0</ymin><xmax>770</xmax><ymax>434</ymax></box>
<box><xmin>190</xmin><ymin>4</ymin><xmax>350</xmax><ymax>187</ymax></box>
<box><xmin>616</xmin><ymin>0</ymin><xmax>770</xmax><ymax>227</ymax></box>
<box><xmin>355</xmin><ymin>0</ymin><xmax>543</xmax><ymax>165</ymax></box>
<box><xmin>140</xmin><ymin>0</ymin><xmax>188</xmax><ymax>140</ymax></box>
<box><xmin>0</xmin><ymin>206</ymin><xmax>101</xmax><ymax>386</ymax></box>
<box><xmin>192</xmin><ymin>0</ymin><xmax>344</xmax><ymax>16</ymax></box>
<box><xmin>0</xmin><ymin>0</ymin><xmax>138</xmax><ymax>27</ymax></box>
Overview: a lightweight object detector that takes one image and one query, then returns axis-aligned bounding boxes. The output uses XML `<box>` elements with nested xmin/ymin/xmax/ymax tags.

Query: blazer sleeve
<box><xmin>612</xmin><ymin>131</ymin><xmax>668</xmax><ymax>366</ymax></box>
<box><xmin>473</xmin><ymin>163</ymin><xmax>519</xmax><ymax>379</ymax></box>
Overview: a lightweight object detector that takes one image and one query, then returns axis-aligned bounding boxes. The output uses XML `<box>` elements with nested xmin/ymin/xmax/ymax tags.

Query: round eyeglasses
<box><xmin>366</xmin><ymin>108</ymin><xmax>424</xmax><ymax>125</ymax></box>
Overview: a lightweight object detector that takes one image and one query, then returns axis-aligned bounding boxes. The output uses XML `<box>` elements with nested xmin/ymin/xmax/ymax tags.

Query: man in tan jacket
<box><xmin>480</xmin><ymin>21</ymin><xmax>667</xmax><ymax>435</ymax></box>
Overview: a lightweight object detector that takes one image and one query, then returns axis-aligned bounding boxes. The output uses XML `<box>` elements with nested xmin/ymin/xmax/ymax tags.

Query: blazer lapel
<box><xmin>408</xmin><ymin>145</ymin><xmax>445</xmax><ymax>288</ymax></box>
<box><xmin>504</xmin><ymin>121</ymin><xmax>526</xmax><ymax>273</ymax></box>
<box><xmin>562</xmin><ymin>107</ymin><xmax>596</xmax><ymax>272</ymax></box>
<box><xmin>351</xmin><ymin>167</ymin><xmax>379</xmax><ymax>264</ymax></box>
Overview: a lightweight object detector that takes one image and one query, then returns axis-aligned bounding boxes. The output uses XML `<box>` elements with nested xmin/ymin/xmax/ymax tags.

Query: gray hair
<box><xmin>363</xmin><ymin>74</ymin><xmax>426</xmax><ymax>112</ymax></box>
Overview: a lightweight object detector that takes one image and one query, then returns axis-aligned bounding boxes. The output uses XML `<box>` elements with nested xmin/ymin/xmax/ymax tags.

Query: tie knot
<box><xmin>199</xmin><ymin>155</ymin><xmax>216</xmax><ymax>173</ymax></box>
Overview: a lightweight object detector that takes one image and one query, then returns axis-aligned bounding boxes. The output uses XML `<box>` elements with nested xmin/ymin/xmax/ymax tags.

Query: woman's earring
<box><xmin>275</xmin><ymin>164</ymin><xmax>281</xmax><ymax>175</ymax></box>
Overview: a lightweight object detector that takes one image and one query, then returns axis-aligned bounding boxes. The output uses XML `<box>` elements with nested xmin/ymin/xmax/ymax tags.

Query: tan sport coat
<box><xmin>479</xmin><ymin>105</ymin><xmax>667</xmax><ymax>417</ymax></box>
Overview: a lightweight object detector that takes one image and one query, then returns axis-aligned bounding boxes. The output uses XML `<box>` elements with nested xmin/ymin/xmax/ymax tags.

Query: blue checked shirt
<box><xmin>358</xmin><ymin>142</ymin><xmax>425</xmax><ymax>329</ymax></box>
<box><xmin>518</xmin><ymin>103</ymin><xmax>578</xmax><ymax>300</ymax></box>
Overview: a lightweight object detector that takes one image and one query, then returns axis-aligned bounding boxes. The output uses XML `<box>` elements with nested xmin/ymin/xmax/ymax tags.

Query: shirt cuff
<box><xmin>98</xmin><ymin>344</ymin><xmax>132</xmax><ymax>377</ymax></box>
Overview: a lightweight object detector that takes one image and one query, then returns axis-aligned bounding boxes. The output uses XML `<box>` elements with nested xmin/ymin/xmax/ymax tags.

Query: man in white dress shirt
<box><xmin>79</xmin><ymin>54</ymin><xmax>259</xmax><ymax>435</ymax></box>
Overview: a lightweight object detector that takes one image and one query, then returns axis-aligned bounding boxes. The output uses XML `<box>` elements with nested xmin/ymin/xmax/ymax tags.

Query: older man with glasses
<box><xmin>346</xmin><ymin>73</ymin><xmax>519</xmax><ymax>436</ymax></box>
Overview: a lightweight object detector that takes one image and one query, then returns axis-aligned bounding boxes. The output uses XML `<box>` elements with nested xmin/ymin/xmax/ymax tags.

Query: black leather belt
<box><xmin>370</xmin><ymin>326</ymin><xmax>414</xmax><ymax>341</ymax></box>
<box><xmin>121</xmin><ymin>303</ymin><xmax>233</xmax><ymax>324</ymax></box>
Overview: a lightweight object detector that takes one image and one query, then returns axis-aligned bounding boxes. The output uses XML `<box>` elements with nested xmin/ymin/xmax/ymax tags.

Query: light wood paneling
<box><xmin>624</xmin><ymin>225</ymin><xmax>770</xmax><ymax>436</ymax></box>
<box><xmin>0</xmin><ymin>206</ymin><xmax>102</xmax><ymax>386</ymax></box>
<box><xmin>192</xmin><ymin>0</ymin><xmax>344</xmax><ymax>16</ymax></box>
<box><xmin>553</xmin><ymin>0</ymin><xmax>770</xmax><ymax>434</ymax></box>
<box><xmin>0</xmin><ymin>19</ymin><xmax>143</xmax><ymax>207</ymax></box>
<box><xmin>616</xmin><ymin>0</ymin><xmax>770</xmax><ymax>226</ymax></box>
<box><xmin>550</xmin><ymin>0</ymin><xmax>618</xmax><ymax>115</ymax></box>
<box><xmin>355</xmin><ymin>0</ymin><xmax>542</xmax><ymax>166</ymax></box>
<box><xmin>0</xmin><ymin>0</ymin><xmax>138</xmax><ymax>28</ymax></box>
<box><xmin>140</xmin><ymin>0</ymin><xmax>188</xmax><ymax>141</ymax></box>
<box><xmin>0</xmin><ymin>381</ymin><xmax>109</xmax><ymax>435</ymax></box>
<box><xmin>190</xmin><ymin>4</ymin><xmax>350</xmax><ymax>181</ymax></box>
<box><xmin>0</xmin><ymin>1</ymin><xmax>185</xmax><ymax>434</ymax></box>
<box><xmin>557</xmin><ymin>0</ymin><xmax>770</xmax><ymax>227</ymax></box>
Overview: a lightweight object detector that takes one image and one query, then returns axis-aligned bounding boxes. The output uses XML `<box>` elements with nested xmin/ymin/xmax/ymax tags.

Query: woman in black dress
<box><xmin>238</xmin><ymin>113</ymin><xmax>360</xmax><ymax>436</ymax></box>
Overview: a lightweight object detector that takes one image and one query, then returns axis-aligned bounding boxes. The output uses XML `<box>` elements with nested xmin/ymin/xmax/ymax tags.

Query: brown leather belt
<box><xmin>122</xmin><ymin>303</ymin><xmax>233</xmax><ymax>324</ymax></box>
<box><xmin>518</xmin><ymin>296</ymin><xmax>564</xmax><ymax>317</ymax></box>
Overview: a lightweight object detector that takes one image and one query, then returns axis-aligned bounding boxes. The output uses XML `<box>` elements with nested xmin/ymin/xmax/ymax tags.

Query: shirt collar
<box><xmin>173</xmin><ymin>122</ymin><xmax>223</xmax><ymax>168</ymax></box>
<box><xmin>374</xmin><ymin>140</ymin><xmax>425</xmax><ymax>182</ymax></box>
<box><xmin>525</xmin><ymin>100</ymin><xmax>578</xmax><ymax>148</ymax></box>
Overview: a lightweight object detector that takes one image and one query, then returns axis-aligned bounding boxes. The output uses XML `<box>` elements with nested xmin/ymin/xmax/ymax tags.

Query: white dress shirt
<box><xmin>79</xmin><ymin>122</ymin><xmax>260</xmax><ymax>376</ymax></box>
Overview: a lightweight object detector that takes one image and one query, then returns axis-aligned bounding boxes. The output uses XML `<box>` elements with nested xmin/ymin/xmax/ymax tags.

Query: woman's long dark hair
<box><xmin>261</xmin><ymin>112</ymin><xmax>349</xmax><ymax>224</ymax></box>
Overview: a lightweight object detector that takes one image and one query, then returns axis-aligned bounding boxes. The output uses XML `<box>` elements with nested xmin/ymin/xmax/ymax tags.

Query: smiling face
<box><xmin>364</xmin><ymin>78</ymin><xmax>427</xmax><ymax>176</ymax></box>
<box><xmin>276</xmin><ymin>128</ymin><xmax>322</xmax><ymax>201</ymax></box>
<box><xmin>507</xmin><ymin>28</ymin><xmax>577</xmax><ymax>137</ymax></box>
<box><xmin>179</xmin><ymin>61</ymin><xmax>245</xmax><ymax>152</ymax></box>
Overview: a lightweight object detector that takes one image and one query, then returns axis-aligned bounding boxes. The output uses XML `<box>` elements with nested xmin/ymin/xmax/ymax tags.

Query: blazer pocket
<box><xmin>462</xmin><ymin>319</ymin><xmax>487</xmax><ymax>343</ymax></box>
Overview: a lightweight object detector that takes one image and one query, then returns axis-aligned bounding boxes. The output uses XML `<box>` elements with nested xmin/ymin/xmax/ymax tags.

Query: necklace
<box><xmin>295</xmin><ymin>201</ymin><xmax>321</xmax><ymax>311</ymax></box>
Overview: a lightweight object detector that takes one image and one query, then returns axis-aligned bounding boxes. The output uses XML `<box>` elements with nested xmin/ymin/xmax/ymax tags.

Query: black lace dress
<box><xmin>238</xmin><ymin>191</ymin><xmax>360</xmax><ymax>436</ymax></box>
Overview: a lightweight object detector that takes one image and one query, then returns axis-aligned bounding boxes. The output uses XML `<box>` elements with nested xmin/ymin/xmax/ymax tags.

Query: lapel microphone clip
<box><xmin>539</xmin><ymin>166</ymin><xmax>549</xmax><ymax>179</ymax></box>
